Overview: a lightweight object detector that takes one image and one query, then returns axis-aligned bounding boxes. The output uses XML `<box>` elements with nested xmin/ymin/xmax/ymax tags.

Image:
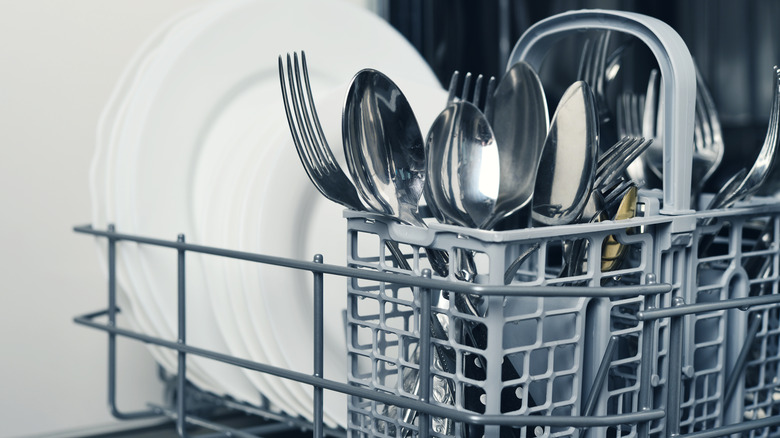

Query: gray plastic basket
<box><xmin>345</xmin><ymin>9</ymin><xmax>698</xmax><ymax>438</ymax></box>
<box><xmin>345</xmin><ymin>197</ymin><xmax>683</xmax><ymax>438</ymax></box>
<box><xmin>686</xmin><ymin>200</ymin><xmax>780</xmax><ymax>437</ymax></box>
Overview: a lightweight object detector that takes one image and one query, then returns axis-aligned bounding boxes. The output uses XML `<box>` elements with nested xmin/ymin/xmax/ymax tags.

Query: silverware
<box><xmin>577</xmin><ymin>30</ymin><xmax>612</xmax><ymax>122</ymax></box>
<box><xmin>532</xmin><ymin>81</ymin><xmax>599</xmax><ymax>226</ymax></box>
<box><xmin>341</xmin><ymin>67</ymin><xmax>457</xmax><ymax>434</ymax></box>
<box><xmin>691</xmin><ymin>66</ymin><xmax>725</xmax><ymax>201</ymax></box>
<box><xmin>279</xmin><ymin>52</ymin><xmax>364</xmax><ymax>213</ymax></box>
<box><xmin>699</xmin><ymin>66</ymin><xmax>780</xmax><ymax>258</ymax></box>
<box><xmin>621</xmin><ymin>66</ymin><xmax>725</xmax><ymax>204</ymax></box>
<box><xmin>601</xmin><ymin>185</ymin><xmax>639</xmax><ymax>272</ymax></box>
<box><xmin>427</xmin><ymin>100</ymin><xmax>499</xmax><ymax>230</ymax></box>
<box><xmin>564</xmin><ymin>137</ymin><xmax>649</xmax><ymax>277</ymax></box>
<box><xmin>484</xmin><ymin>61</ymin><xmax>549</xmax><ymax>229</ymax></box>
<box><xmin>278</xmin><ymin>52</ymin><xmax>412</xmax><ymax>271</ymax></box>
<box><xmin>707</xmin><ymin>66</ymin><xmax>780</xmax><ymax>210</ymax></box>
<box><xmin>342</xmin><ymin>68</ymin><xmax>449</xmax><ymax>276</ymax></box>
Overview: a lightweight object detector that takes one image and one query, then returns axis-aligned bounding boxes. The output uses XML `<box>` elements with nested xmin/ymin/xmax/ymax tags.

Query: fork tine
<box><xmin>696</xmin><ymin>66</ymin><xmax>724</xmax><ymax>150</ymax></box>
<box><xmin>461</xmin><ymin>72</ymin><xmax>472</xmax><ymax>101</ymax></box>
<box><xmin>287</xmin><ymin>53</ymin><xmax>327</xmax><ymax>176</ymax></box>
<box><xmin>279</xmin><ymin>54</ymin><xmax>319</xmax><ymax>178</ymax></box>
<box><xmin>298</xmin><ymin>51</ymin><xmax>338</xmax><ymax>171</ymax></box>
<box><xmin>483</xmin><ymin>76</ymin><xmax>497</xmax><ymax>120</ymax></box>
<box><xmin>473</xmin><ymin>74</ymin><xmax>484</xmax><ymax>109</ymax></box>
<box><xmin>642</xmin><ymin>69</ymin><xmax>659</xmax><ymax>138</ymax></box>
<box><xmin>599</xmin><ymin>137</ymin><xmax>653</xmax><ymax>189</ymax></box>
<box><xmin>598</xmin><ymin>136</ymin><xmax>630</xmax><ymax>170</ymax></box>
<box><xmin>616</xmin><ymin>94</ymin><xmax>627</xmax><ymax>137</ymax></box>
<box><xmin>577</xmin><ymin>38</ymin><xmax>592</xmax><ymax>82</ymax></box>
<box><xmin>596</xmin><ymin>136</ymin><xmax>636</xmax><ymax>187</ymax></box>
<box><xmin>447</xmin><ymin>71</ymin><xmax>459</xmax><ymax>104</ymax></box>
<box><xmin>593</xmin><ymin>31</ymin><xmax>611</xmax><ymax>100</ymax></box>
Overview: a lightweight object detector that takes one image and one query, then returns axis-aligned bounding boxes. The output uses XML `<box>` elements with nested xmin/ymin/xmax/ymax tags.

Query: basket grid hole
<box><xmin>698</xmin><ymin>221</ymin><xmax>733</xmax><ymax>259</ymax></box>
<box><xmin>351</xmin><ymin>352</ymin><xmax>372</xmax><ymax>380</ymax></box>
<box><xmin>505</xmin><ymin>243</ymin><xmax>541</xmax><ymax>283</ymax></box>
<box><xmin>541</xmin><ymin>313</ymin><xmax>578</xmax><ymax>343</ymax></box>
<box><xmin>382</xmin><ymin>301</ymin><xmax>414</xmax><ymax>333</ymax></box>
<box><xmin>600</xmin><ymin>233</ymin><xmax>644</xmax><ymax>273</ymax></box>
<box><xmin>460</xmin><ymin>351</ymin><xmax>487</xmax><ymax>381</ymax></box>
<box><xmin>693</xmin><ymin>345</ymin><xmax>722</xmax><ymax>373</ymax></box>
<box><xmin>354</xmin><ymin>231</ymin><xmax>381</xmax><ymax>262</ymax></box>
<box><xmin>352</xmin><ymin>324</ymin><xmax>373</xmax><ymax>350</ymax></box>
<box><xmin>503</xmin><ymin>317</ymin><xmax>539</xmax><ymax>350</ymax></box>
<box><xmin>384</xmin><ymin>241</ymin><xmax>418</xmax><ymax>270</ymax></box>
<box><xmin>608</xmin><ymin>365</ymin><xmax>638</xmax><ymax>392</ymax></box>
<box><xmin>529</xmin><ymin>348</ymin><xmax>549</xmax><ymax>377</ymax></box>
<box><xmin>355</xmin><ymin>294</ymin><xmax>380</xmax><ymax>320</ymax></box>
<box><xmin>503</xmin><ymin>353</ymin><xmax>525</xmax><ymax>382</ymax></box>
<box><xmin>553</xmin><ymin>344</ymin><xmax>576</xmax><ymax>373</ymax></box>
<box><xmin>452</xmin><ymin>316</ymin><xmax>487</xmax><ymax>350</ymax></box>
<box><xmin>401</xmin><ymin>336</ymin><xmax>417</xmax><ymax>363</ymax></box>
<box><xmin>460</xmin><ymin>382</ymin><xmax>486</xmax><ymax>414</ymax></box>
<box><xmin>694</xmin><ymin>318</ymin><xmax>723</xmax><ymax>344</ymax></box>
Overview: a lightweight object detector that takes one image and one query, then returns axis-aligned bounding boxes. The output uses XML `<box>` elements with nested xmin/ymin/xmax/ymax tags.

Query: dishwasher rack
<box><xmin>74</xmin><ymin>219</ymin><xmax>780</xmax><ymax>438</ymax></box>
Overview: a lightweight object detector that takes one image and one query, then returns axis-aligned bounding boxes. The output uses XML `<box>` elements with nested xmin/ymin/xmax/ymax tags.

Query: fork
<box><xmin>621</xmin><ymin>67</ymin><xmax>725</xmax><ymax>205</ymax></box>
<box><xmin>280</xmin><ymin>52</ymin><xmax>458</xmax><ymax>435</ymax></box>
<box><xmin>447</xmin><ymin>70</ymin><xmax>496</xmax><ymax>116</ymax></box>
<box><xmin>279</xmin><ymin>52</ymin><xmax>420</xmax><ymax>273</ymax></box>
<box><xmin>577</xmin><ymin>30</ymin><xmax>612</xmax><ymax>121</ymax></box>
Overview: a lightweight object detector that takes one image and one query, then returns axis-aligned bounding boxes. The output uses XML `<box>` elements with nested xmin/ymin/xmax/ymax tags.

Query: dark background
<box><xmin>388</xmin><ymin>0</ymin><xmax>780</xmax><ymax>192</ymax></box>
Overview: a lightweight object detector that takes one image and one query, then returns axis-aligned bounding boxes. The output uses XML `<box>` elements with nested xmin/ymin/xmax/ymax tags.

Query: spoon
<box><xmin>483</xmin><ymin>61</ymin><xmax>549</xmax><ymax>229</ymax></box>
<box><xmin>342</xmin><ymin>69</ymin><xmax>456</xmax><ymax>431</ymax></box>
<box><xmin>532</xmin><ymin>81</ymin><xmax>599</xmax><ymax>226</ymax></box>
<box><xmin>342</xmin><ymin>68</ymin><xmax>449</xmax><ymax>275</ymax></box>
<box><xmin>427</xmin><ymin>101</ymin><xmax>500</xmax><ymax>229</ymax></box>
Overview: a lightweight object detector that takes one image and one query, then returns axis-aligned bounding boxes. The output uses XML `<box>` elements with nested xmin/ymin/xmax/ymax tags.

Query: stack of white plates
<box><xmin>90</xmin><ymin>0</ymin><xmax>446</xmax><ymax>427</ymax></box>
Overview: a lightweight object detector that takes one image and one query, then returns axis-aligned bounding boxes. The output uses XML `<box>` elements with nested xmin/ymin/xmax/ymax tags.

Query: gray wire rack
<box><xmin>73</xmin><ymin>223</ymin><xmax>780</xmax><ymax>438</ymax></box>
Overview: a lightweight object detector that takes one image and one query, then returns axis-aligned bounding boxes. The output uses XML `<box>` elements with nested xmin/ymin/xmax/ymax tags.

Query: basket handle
<box><xmin>507</xmin><ymin>9</ymin><xmax>696</xmax><ymax>215</ymax></box>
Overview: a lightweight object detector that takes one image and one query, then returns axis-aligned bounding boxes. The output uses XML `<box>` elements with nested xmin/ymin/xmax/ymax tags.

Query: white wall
<box><xmin>0</xmin><ymin>1</ymin><xmax>202</xmax><ymax>436</ymax></box>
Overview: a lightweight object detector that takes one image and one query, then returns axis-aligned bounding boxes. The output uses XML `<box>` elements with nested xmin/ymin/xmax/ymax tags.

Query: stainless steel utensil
<box><xmin>342</xmin><ymin>68</ymin><xmax>450</xmax><ymax>276</ymax></box>
<box><xmin>532</xmin><ymin>81</ymin><xmax>599</xmax><ymax>226</ymax></box>
<box><xmin>427</xmin><ymin>101</ymin><xmax>500</xmax><ymax>230</ymax></box>
<box><xmin>340</xmin><ymin>67</ymin><xmax>458</xmax><ymax>434</ymax></box>
<box><xmin>278</xmin><ymin>52</ymin><xmax>412</xmax><ymax>271</ymax></box>
<box><xmin>622</xmin><ymin>66</ymin><xmax>725</xmax><ymax>203</ymax></box>
<box><xmin>577</xmin><ymin>30</ymin><xmax>612</xmax><ymax>121</ymax></box>
<box><xmin>707</xmin><ymin>66</ymin><xmax>780</xmax><ymax>210</ymax></box>
<box><xmin>484</xmin><ymin>61</ymin><xmax>549</xmax><ymax>229</ymax></box>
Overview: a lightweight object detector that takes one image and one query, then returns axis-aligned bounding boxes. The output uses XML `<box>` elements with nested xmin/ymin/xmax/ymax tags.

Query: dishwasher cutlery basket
<box><xmin>344</xmin><ymin>9</ymin><xmax>780</xmax><ymax>438</ymax></box>
<box><xmin>74</xmin><ymin>9</ymin><xmax>780</xmax><ymax>438</ymax></box>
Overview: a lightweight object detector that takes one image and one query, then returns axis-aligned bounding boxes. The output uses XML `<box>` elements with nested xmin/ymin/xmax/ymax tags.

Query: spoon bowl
<box><xmin>483</xmin><ymin>61</ymin><xmax>549</xmax><ymax>229</ymax></box>
<box><xmin>532</xmin><ymin>81</ymin><xmax>599</xmax><ymax>226</ymax></box>
<box><xmin>427</xmin><ymin>101</ymin><xmax>500</xmax><ymax>229</ymax></box>
<box><xmin>342</xmin><ymin>68</ymin><xmax>427</xmax><ymax>226</ymax></box>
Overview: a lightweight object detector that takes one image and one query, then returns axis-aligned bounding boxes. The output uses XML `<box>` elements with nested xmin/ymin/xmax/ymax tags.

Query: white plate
<box><xmin>108</xmin><ymin>0</ymin><xmax>441</xmax><ymax>422</ymax></box>
<box><xmin>243</xmin><ymin>82</ymin><xmax>448</xmax><ymax>426</ymax></box>
<box><xmin>91</xmin><ymin>3</ymin><xmax>224</xmax><ymax>395</ymax></box>
<box><xmin>193</xmin><ymin>98</ymin><xmax>308</xmax><ymax>416</ymax></box>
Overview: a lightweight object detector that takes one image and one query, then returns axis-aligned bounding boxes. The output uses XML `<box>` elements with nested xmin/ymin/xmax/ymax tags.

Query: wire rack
<box><xmin>73</xmin><ymin>218</ymin><xmax>780</xmax><ymax>438</ymax></box>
